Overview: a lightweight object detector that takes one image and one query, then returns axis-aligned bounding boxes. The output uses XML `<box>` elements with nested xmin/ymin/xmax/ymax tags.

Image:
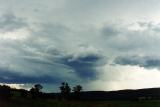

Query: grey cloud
<box><xmin>0</xmin><ymin>51</ymin><xmax>106</xmax><ymax>84</ymax></box>
<box><xmin>114</xmin><ymin>56</ymin><xmax>144</xmax><ymax>66</ymax></box>
<box><xmin>0</xmin><ymin>13</ymin><xmax>28</xmax><ymax>32</ymax></box>
<box><xmin>1</xmin><ymin>0</ymin><xmax>160</xmax><ymax>92</ymax></box>
<box><xmin>102</xmin><ymin>25</ymin><xmax>120</xmax><ymax>37</ymax></box>
<box><xmin>0</xmin><ymin>68</ymin><xmax>61</xmax><ymax>84</ymax></box>
<box><xmin>99</xmin><ymin>21</ymin><xmax>160</xmax><ymax>55</ymax></box>
<box><xmin>137</xmin><ymin>21</ymin><xmax>152</xmax><ymax>28</ymax></box>
<box><xmin>0</xmin><ymin>54</ymin><xmax>77</xmax><ymax>84</ymax></box>
<box><xmin>114</xmin><ymin>55</ymin><xmax>160</xmax><ymax>69</ymax></box>
<box><xmin>60</xmin><ymin>53</ymin><xmax>106</xmax><ymax>80</ymax></box>
<box><xmin>22</xmin><ymin>23</ymin><xmax>72</xmax><ymax>50</ymax></box>
<box><xmin>0</xmin><ymin>33</ymin><xmax>106</xmax><ymax>83</ymax></box>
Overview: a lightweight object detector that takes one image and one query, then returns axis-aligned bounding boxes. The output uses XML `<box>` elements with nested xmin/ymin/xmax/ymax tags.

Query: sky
<box><xmin>1</xmin><ymin>0</ymin><xmax>160</xmax><ymax>92</ymax></box>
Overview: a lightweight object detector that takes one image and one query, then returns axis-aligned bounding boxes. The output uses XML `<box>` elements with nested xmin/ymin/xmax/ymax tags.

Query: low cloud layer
<box><xmin>114</xmin><ymin>56</ymin><xmax>160</xmax><ymax>69</ymax></box>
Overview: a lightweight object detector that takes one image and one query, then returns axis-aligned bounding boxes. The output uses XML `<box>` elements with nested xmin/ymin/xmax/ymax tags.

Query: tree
<box><xmin>20</xmin><ymin>89</ymin><xmax>28</xmax><ymax>98</ymax></box>
<box><xmin>72</xmin><ymin>85</ymin><xmax>82</xmax><ymax>99</ymax></box>
<box><xmin>73</xmin><ymin>85</ymin><xmax>82</xmax><ymax>93</ymax></box>
<box><xmin>0</xmin><ymin>85</ymin><xmax>11</xmax><ymax>100</ymax></box>
<box><xmin>34</xmin><ymin>84</ymin><xmax>43</xmax><ymax>92</ymax></box>
<box><xmin>30</xmin><ymin>87</ymin><xmax>36</xmax><ymax>99</ymax></box>
<box><xmin>30</xmin><ymin>84</ymin><xmax>43</xmax><ymax>99</ymax></box>
<box><xmin>60</xmin><ymin>82</ymin><xmax>65</xmax><ymax>96</ymax></box>
<box><xmin>59</xmin><ymin>82</ymin><xmax>71</xmax><ymax>99</ymax></box>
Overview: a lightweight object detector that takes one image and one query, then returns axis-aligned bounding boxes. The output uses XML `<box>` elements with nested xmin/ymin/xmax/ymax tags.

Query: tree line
<box><xmin>0</xmin><ymin>82</ymin><xmax>82</xmax><ymax>100</ymax></box>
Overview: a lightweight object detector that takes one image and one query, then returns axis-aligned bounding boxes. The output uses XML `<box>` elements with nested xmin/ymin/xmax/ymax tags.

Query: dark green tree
<box><xmin>34</xmin><ymin>84</ymin><xmax>43</xmax><ymax>92</ymax></box>
<box><xmin>20</xmin><ymin>89</ymin><xmax>28</xmax><ymax>98</ymax></box>
<box><xmin>72</xmin><ymin>85</ymin><xmax>82</xmax><ymax>99</ymax></box>
<box><xmin>30</xmin><ymin>84</ymin><xmax>43</xmax><ymax>99</ymax></box>
<box><xmin>60</xmin><ymin>82</ymin><xmax>65</xmax><ymax>96</ymax></box>
<box><xmin>0</xmin><ymin>85</ymin><xmax>11</xmax><ymax>100</ymax></box>
<box><xmin>59</xmin><ymin>82</ymin><xmax>71</xmax><ymax>99</ymax></box>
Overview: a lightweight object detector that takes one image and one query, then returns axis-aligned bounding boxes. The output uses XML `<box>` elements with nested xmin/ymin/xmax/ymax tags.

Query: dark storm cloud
<box><xmin>60</xmin><ymin>53</ymin><xmax>106</xmax><ymax>80</ymax></box>
<box><xmin>0</xmin><ymin>52</ymin><xmax>106</xmax><ymax>83</ymax></box>
<box><xmin>114</xmin><ymin>56</ymin><xmax>160</xmax><ymax>69</ymax></box>
<box><xmin>0</xmin><ymin>13</ymin><xmax>28</xmax><ymax>32</ymax></box>
<box><xmin>114</xmin><ymin>56</ymin><xmax>142</xmax><ymax>66</ymax></box>
<box><xmin>1</xmin><ymin>0</ymin><xmax>160</xmax><ymax>91</ymax></box>
<box><xmin>0</xmin><ymin>68</ymin><xmax>60</xmax><ymax>84</ymax></box>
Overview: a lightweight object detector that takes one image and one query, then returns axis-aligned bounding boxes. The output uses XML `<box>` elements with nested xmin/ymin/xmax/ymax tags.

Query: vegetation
<box><xmin>1</xmin><ymin>83</ymin><xmax>160</xmax><ymax>107</ymax></box>
<box><xmin>72</xmin><ymin>85</ymin><xmax>82</xmax><ymax>99</ymax></box>
<box><xmin>59</xmin><ymin>82</ymin><xmax>71</xmax><ymax>99</ymax></box>
<box><xmin>0</xmin><ymin>82</ymin><xmax>83</xmax><ymax>100</ymax></box>
<box><xmin>30</xmin><ymin>84</ymin><xmax>43</xmax><ymax>99</ymax></box>
<box><xmin>0</xmin><ymin>85</ymin><xmax>11</xmax><ymax>100</ymax></box>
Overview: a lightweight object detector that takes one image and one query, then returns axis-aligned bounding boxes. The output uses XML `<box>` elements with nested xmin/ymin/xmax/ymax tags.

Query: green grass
<box><xmin>1</xmin><ymin>98</ymin><xmax>160</xmax><ymax>107</ymax></box>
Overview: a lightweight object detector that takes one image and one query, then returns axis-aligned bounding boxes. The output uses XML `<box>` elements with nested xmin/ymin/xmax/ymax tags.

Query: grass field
<box><xmin>1</xmin><ymin>98</ymin><xmax>160</xmax><ymax>107</ymax></box>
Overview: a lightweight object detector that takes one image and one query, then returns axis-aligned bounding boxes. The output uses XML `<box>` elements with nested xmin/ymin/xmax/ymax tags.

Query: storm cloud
<box><xmin>61</xmin><ymin>53</ymin><xmax>106</xmax><ymax>80</ymax></box>
<box><xmin>0</xmin><ymin>69</ymin><xmax>60</xmax><ymax>84</ymax></box>
<box><xmin>1</xmin><ymin>0</ymin><xmax>160</xmax><ymax>91</ymax></box>
<box><xmin>114</xmin><ymin>56</ymin><xmax>160</xmax><ymax>69</ymax></box>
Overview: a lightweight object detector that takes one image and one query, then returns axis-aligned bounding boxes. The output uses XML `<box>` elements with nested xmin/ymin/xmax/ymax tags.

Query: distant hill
<box><xmin>16</xmin><ymin>87</ymin><xmax>160</xmax><ymax>100</ymax></box>
<box><xmin>77</xmin><ymin>88</ymin><xmax>160</xmax><ymax>101</ymax></box>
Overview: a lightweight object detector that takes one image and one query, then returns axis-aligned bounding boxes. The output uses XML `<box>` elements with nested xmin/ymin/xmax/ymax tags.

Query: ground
<box><xmin>1</xmin><ymin>98</ymin><xmax>160</xmax><ymax>107</ymax></box>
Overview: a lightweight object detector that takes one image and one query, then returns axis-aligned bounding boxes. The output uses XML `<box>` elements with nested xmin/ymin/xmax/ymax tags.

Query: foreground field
<box><xmin>1</xmin><ymin>98</ymin><xmax>160</xmax><ymax>107</ymax></box>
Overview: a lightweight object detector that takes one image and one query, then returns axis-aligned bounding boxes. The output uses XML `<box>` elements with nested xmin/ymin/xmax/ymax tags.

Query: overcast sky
<box><xmin>1</xmin><ymin>0</ymin><xmax>160</xmax><ymax>92</ymax></box>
